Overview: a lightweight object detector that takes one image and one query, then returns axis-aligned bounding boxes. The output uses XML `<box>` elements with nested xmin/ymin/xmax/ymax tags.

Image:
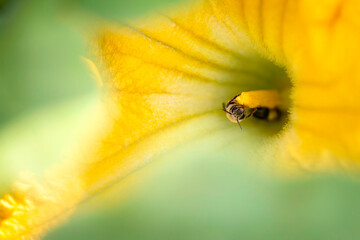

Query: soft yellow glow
<box><xmin>0</xmin><ymin>172</ymin><xmax>83</xmax><ymax>239</ymax></box>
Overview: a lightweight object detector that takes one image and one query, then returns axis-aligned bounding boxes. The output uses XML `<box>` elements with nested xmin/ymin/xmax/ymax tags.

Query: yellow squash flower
<box><xmin>1</xmin><ymin>0</ymin><xmax>360</xmax><ymax>239</ymax></box>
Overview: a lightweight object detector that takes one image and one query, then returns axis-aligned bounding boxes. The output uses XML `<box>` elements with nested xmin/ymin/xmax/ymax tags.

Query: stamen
<box><xmin>235</xmin><ymin>90</ymin><xmax>281</xmax><ymax>109</ymax></box>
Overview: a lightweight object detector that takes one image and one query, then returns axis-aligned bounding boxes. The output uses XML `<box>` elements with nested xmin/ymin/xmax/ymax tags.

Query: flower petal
<box><xmin>0</xmin><ymin>0</ymin><xmax>288</xmax><ymax>238</ymax></box>
<box><xmin>86</xmin><ymin>0</ymin><xmax>287</xmax><ymax>193</ymax></box>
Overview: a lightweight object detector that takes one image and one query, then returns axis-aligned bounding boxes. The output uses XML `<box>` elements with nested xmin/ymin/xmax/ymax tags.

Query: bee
<box><xmin>222</xmin><ymin>90</ymin><xmax>281</xmax><ymax>128</ymax></box>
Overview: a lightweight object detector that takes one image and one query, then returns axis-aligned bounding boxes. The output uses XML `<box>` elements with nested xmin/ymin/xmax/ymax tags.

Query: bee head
<box><xmin>222</xmin><ymin>102</ymin><xmax>246</xmax><ymax>123</ymax></box>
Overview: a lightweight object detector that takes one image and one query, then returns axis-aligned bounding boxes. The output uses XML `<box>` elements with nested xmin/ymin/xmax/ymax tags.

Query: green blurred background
<box><xmin>1</xmin><ymin>0</ymin><xmax>360</xmax><ymax>240</ymax></box>
<box><xmin>0</xmin><ymin>0</ymin><xmax>184</xmax><ymax>191</ymax></box>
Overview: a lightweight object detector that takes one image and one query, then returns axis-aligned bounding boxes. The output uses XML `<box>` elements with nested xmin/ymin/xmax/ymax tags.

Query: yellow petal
<box><xmin>0</xmin><ymin>1</ymin><xmax>287</xmax><ymax>239</ymax></box>
<box><xmin>84</xmin><ymin>0</ymin><xmax>288</xmax><ymax>195</ymax></box>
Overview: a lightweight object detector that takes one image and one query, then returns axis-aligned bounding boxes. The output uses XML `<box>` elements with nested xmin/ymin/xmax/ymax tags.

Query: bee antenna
<box><xmin>222</xmin><ymin>103</ymin><xmax>226</xmax><ymax>111</ymax></box>
<box><xmin>222</xmin><ymin>103</ymin><xmax>231</xmax><ymax>114</ymax></box>
<box><xmin>237</xmin><ymin>118</ymin><xmax>242</xmax><ymax>130</ymax></box>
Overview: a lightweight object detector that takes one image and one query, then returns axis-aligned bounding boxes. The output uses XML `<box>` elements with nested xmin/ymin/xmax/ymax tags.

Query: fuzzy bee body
<box><xmin>223</xmin><ymin>91</ymin><xmax>281</xmax><ymax>127</ymax></box>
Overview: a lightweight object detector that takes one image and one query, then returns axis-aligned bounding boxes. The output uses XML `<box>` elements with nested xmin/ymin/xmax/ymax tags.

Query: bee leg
<box><xmin>275</xmin><ymin>108</ymin><xmax>282</xmax><ymax>120</ymax></box>
<box><xmin>246</xmin><ymin>108</ymin><xmax>257</xmax><ymax>118</ymax></box>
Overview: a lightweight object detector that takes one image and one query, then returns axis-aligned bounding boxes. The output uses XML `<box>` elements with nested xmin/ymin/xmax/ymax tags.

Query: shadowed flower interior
<box><xmin>2</xmin><ymin>0</ymin><xmax>360</xmax><ymax>239</ymax></box>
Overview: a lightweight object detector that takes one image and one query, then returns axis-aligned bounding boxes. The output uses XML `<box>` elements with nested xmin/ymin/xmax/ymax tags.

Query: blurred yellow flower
<box><xmin>2</xmin><ymin>0</ymin><xmax>360</xmax><ymax>239</ymax></box>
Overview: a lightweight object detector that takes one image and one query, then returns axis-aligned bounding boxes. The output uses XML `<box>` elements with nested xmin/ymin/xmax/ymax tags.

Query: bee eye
<box><xmin>235</xmin><ymin>108</ymin><xmax>244</xmax><ymax>116</ymax></box>
<box><xmin>229</xmin><ymin>106</ymin><xmax>240</xmax><ymax>114</ymax></box>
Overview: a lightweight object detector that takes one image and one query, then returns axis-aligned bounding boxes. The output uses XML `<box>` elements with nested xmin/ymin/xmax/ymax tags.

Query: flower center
<box><xmin>222</xmin><ymin>56</ymin><xmax>291</xmax><ymax>136</ymax></box>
